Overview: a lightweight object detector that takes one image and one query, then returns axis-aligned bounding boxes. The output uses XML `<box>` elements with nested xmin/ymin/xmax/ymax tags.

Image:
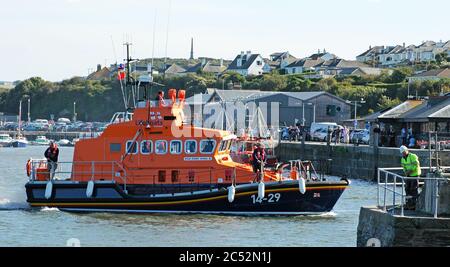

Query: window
<box><xmin>141</xmin><ymin>140</ymin><xmax>152</xmax><ymax>154</ymax></box>
<box><xmin>171</xmin><ymin>170</ymin><xmax>179</xmax><ymax>183</ymax></box>
<box><xmin>158</xmin><ymin>170</ymin><xmax>166</xmax><ymax>183</ymax></box>
<box><xmin>326</xmin><ymin>105</ymin><xmax>337</xmax><ymax>116</ymax></box>
<box><xmin>110</xmin><ymin>143</ymin><xmax>121</xmax><ymax>153</ymax></box>
<box><xmin>185</xmin><ymin>140</ymin><xmax>197</xmax><ymax>154</ymax></box>
<box><xmin>170</xmin><ymin>140</ymin><xmax>182</xmax><ymax>155</ymax></box>
<box><xmin>219</xmin><ymin>140</ymin><xmax>230</xmax><ymax>152</ymax></box>
<box><xmin>257</xmin><ymin>60</ymin><xmax>262</xmax><ymax>66</ymax></box>
<box><xmin>126</xmin><ymin>141</ymin><xmax>138</xmax><ymax>154</ymax></box>
<box><xmin>188</xmin><ymin>170</ymin><xmax>195</xmax><ymax>182</ymax></box>
<box><xmin>155</xmin><ymin>140</ymin><xmax>168</xmax><ymax>155</ymax></box>
<box><xmin>200</xmin><ymin>139</ymin><xmax>216</xmax><ymax>154</ymax></box>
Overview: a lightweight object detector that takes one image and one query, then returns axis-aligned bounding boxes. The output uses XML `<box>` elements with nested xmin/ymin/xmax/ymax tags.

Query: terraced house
<box><xmin>357</xmin><ymin>40</ymin><xmax>450</xmax><ymax>67</ymax></box>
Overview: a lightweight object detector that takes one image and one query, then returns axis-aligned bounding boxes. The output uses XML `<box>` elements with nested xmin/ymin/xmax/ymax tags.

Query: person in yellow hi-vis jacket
<box><xmin>400</xmin><ymin>145</ymin><xmax>421</xmax><ymax>210</ymax></box>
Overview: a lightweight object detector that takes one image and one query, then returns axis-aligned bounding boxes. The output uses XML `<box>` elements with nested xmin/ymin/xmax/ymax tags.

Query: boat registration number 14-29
<box><xmin>250</xmin><ymin>193</ymin><xmax>281</xmax><ymax>204</ymax></box>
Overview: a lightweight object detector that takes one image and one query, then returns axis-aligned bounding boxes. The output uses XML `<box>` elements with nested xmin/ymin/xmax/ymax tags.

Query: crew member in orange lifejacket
<box><xmin>44</xmin><ymin>141</ymin><xmax>59</xmax><ymax>180</ymax></box>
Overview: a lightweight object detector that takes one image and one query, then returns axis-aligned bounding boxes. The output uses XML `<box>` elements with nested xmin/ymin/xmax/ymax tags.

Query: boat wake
<box><xmin>0</xmin><ymin>198</ymin><xmax>30</xmax><ymax>211</ymax></box>
<box><xmin>309</xmin><ymin>212</ymin><xmax>338</xmax><ymax>218</ymax></box>
<box><xmin>40</xmin><ymin>207</ymin><xmax>60</xmax><ymax>212</ymax></box>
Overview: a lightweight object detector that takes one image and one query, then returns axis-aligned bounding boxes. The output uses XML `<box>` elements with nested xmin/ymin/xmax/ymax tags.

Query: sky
<box><xmin>0</xmin><ymin>0</ymin><xmax>449</xmax><ymax>82</ymax></box>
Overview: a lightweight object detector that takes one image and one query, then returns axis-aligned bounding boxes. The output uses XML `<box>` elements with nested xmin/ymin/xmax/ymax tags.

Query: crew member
<box><xmin>400</xmin><ymin>145</ymin><xmax>421</xmax><ymax>210</ymax></box>
<box><xmin>45</xmin><ymin>141</ymin><xmax>60</xmax><ymax>180</ymax></box>
<box><xmin>155</xmin><ymin>91</ymin><xmax>166</xmax><ymax>106</ymax></box>
<box><xmin>252</xmin><ymin>143</ymin><xmax>266</xmax><ymax>182</ymax></box>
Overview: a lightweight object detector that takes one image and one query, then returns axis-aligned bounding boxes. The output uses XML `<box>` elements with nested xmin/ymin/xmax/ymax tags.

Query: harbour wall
<box><xmin>357</xmin><ymin>206</ymin><xmax>450</xmax><ymax>247</ymax></box>
<box><xmin>276</xmin><ymin>142</ymin><xmax>450</xmax><ymax>181</ymax></box>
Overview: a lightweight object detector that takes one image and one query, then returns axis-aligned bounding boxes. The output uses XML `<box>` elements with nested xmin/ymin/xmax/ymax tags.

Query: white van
<box><xmin>310</xmin><ymin>122</ymin><xmax>341</xmax><ymax>141</ymax></box>
<box><xmin>57</xmin><ymin>118</ymin><xmax>71</xmax><ymax>124</ymax></box>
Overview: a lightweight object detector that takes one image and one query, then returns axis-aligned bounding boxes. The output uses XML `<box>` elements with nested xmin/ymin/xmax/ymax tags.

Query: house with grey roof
<box><xmin>227</xmin><ymin>51</ymin><xmax>271</xmax><ymax>76</ymax></box>
<box><xmin>408</xmin><ymin>68</ymin><xmax>450</xmax><ymax>82</ymax></box>
<box><xmin>308</xmin><ymin>50</ymin><xmax>337</xmax><ymax>61</ymax></box>
<box><xmin>162</xmin><ymin>63</ymin><xmax>187</xmax><ymax>77</ymax></box>
<box><xmin>357</xmin><ymin>40</ymin><xmax>450</xmax><ymax>67</ymax></box>
<box><xmin>284</xmin><ymin>58</ymin><xmax>324</xmax><ymax>75</ymax></box>
<box><xmin>267</xmin><ymin>52</ymin><xmax>297</xmax><ymax>72</ymax></box>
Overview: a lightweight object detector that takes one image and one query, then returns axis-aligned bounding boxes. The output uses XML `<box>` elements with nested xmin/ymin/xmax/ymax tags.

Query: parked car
<box><xmin>310</xmin><ymin>122</ymin><xmax>342</xmax><ymax>142</ymax></box>
<box><xmin>351</xmin><ymin>129</ymin><xmax>370</xmax><ymax>144</ymax></box>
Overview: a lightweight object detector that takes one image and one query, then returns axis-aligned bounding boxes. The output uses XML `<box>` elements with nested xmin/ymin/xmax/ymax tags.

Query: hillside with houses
<box><xmin>0</xmin><ymin>40</ymin><xmax>449</xmax><ymax>122</ymax></box>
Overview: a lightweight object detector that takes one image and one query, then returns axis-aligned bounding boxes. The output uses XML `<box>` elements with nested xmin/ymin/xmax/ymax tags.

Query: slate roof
<box><xmin>285</xmin><ymin>58</ymin><xmax>324</xmax><ymax>68</ymax></box>
<box><xmin>377</xmin><ymin>100</ymin><xmax>424</xmax><ymax>120</ymax></box>
<box><xmin>164</xmin><ymin>63</ymin><xmax>186</xmax><ymax>74</ymax></box>
<box><xmin>201</xmin><ymin>89</ymin><xmax>349</xmax><ymax>105</ymax></box>
<box><xmin>317</xmin><ymin>59</ymin><xmax>370</xmax><ymax>69</ymax></box>
<box><xmin>227</xmin><ymin>54</ymin><xmax>260</xmax><ymax>70</ymax></box>
<box><xmin>86</xmin><ymin>67</ymin><xmax>112</xmax><ymax>80</ymax></box>
<box><xmin>202</xmin><ymin>62</ymin><xmax>227</xmax><ymax>73</ymax></box>
<box><xmin>185</xmin><ymin>93</ymin><xmax>214</xmax><ymax>105</ymax></box>
<box><xmin>412</xmin><ymin>68</ymin><xmax>450</xmax><ymax>79</ymax></box>
<box><xmin>399</xmin><ymin>97</ymin><xmax>450</xmax><ymax>122</ymax></box>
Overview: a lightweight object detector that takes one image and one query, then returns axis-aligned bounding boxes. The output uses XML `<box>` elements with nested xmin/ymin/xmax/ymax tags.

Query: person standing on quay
<box><xmin>400</xmin><ymin>145</ymin><xmax>421</xmax><ymax>210</ymax></box>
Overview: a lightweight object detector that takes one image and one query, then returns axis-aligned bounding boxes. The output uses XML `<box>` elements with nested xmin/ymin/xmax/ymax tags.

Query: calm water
<box><xmin>0</xmin><ymin>146</ymin><xmax>377</xmax><ymax>247</ymax></box>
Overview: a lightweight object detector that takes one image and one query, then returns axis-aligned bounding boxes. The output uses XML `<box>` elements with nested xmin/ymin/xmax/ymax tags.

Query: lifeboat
<box><xmin>24</xmin><ymin>89</ymin><xmax>349</xmax><ymax>215</ymax></box>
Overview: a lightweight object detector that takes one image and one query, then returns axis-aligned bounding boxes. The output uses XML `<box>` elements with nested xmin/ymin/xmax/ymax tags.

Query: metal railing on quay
<box><xmin>377</xmin><ymin>166</ymin><xmax>450</xmax><ymax>218</ymax></box>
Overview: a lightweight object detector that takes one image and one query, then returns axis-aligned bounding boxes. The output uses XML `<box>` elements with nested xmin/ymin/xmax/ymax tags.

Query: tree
<box><xmin>259</xmin><ymin>74</ymin><xmax>287</xmax><ymax>91</ymax></box>
<box><xmin>389</xmin><ymin>67</ymin><xmax>414</xmax><ymax>83</ymax></box>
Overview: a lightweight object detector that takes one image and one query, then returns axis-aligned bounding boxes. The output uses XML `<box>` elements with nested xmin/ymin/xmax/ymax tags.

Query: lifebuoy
<box><xmin>26</xmin><ymin>159</ymin><xmax>32</xmax><ymax>177</ymax></box>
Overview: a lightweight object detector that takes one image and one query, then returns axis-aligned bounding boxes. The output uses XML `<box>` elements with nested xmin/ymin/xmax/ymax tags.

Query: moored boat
<box><xmin>32</xmin><ymin>136</ymin><xmax>51</xmax><ymax>146</ymax></box>
<box><xmin>0</xmin><ymin>134</ymin><xmax>13</xmax><ymax>147</ymax></box>
<box><xmin>12</xmin><ymin>136</ymin><xmax>28</xmax><ymax>148</ymax></box>
<box><xmin>57</xmin><ymin>139</ymin><xmax>72</xmax><ymax>147</ymax></box>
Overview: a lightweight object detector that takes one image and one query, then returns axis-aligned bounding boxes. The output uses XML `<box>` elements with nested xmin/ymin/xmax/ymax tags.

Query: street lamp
<box><xmin>346</xmin><ymin>98</ymin><xmax>366</xmax><ymax>129</ymax></box>
<box><xmin>27</xmin><ymin>98</ymin><xmax>31</xmax><ymax>123</ymax></box>
<box><xmin>73</xmin><ymin>102</ymin><xmax>77</xmax><ymax>122</ymax></box>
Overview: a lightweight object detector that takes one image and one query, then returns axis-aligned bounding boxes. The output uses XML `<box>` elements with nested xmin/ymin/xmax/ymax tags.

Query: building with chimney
<box><xmin>227</xmin><ymin>51</ymin><xmax>270</xmax><ymax>76</ymax></box>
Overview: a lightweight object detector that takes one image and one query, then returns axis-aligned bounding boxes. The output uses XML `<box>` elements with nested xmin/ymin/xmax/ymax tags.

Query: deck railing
<box><xmin>29</xmin><ymin>159</ymin><xmax>128</xmax><ymax>191</ymax></box>
<box><xmin>377</xmin><ymin>166</ymin><xmax>450</xmax><ymax>218</ymax></box>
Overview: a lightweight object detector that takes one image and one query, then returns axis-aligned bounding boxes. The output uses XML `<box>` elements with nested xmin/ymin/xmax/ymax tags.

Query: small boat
<box><xmin>12</xmin><ymin>135</ymin><xmax>29</xmax><ymax>148</ymax></box>
<box><xmin>12</xmin><ymin>100</ymin><xmax>28</xmax><ymax>148</ymax></box>
<box><xmin>0</xmin><ymin>134</ymin><xmax>13</xmax><ymax>147</ymax></box>
<box><xmin>32</xmin><ymin>136</ymin><xmax>51</xmax><ymax>146</ymax></box>
<box><xmin>57</xmin><ymin>139</ymin><xmax>72</xmax><ymax>147</ymax></box>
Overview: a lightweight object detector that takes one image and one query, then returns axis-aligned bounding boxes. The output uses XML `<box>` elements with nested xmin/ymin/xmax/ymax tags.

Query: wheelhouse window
<box><xmin>185</xmin><ymin>140</ymin><xmax>197</xmax><ymax>154</ymax></box>
<box><xmin>219</xmin><ymin>140</ymin><xmax>230</xmax><ymax>152</ymax></box>
<box><xmin>170</xmin><ymin>140</ymin><xmax>182</xmax><ymax>155</ymax></box>
<box><xmin>141</xmin><ymin>140</ymin><xmax>153</xmax><ymax>155</ymax></box>
<box><xmin>155</xmin><ymin>140</ymin><xmax>168</xmax><ymax>155</ymax></box>
<box><xmin>200</xmin><ymin>139</ymin><xmax>216</xmax><ymax>154</ymax></box>
<box><xmin>126</xmin><ymin>141</ymin><xmax>138</xmax><ymax>154</ymax></box>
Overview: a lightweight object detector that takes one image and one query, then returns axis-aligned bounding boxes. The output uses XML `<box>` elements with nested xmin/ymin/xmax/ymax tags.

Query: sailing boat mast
<box><xmin>18</xmin><ymin>100</ymin><xmax>22</xmax><ymax>137</ymax></box>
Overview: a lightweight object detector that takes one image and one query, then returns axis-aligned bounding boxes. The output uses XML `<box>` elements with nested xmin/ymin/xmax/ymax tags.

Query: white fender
<box><xmin>45</xmin><ymin>181</ymin><xmax>53</xmax><ymax>200</ymax></box>
<box><xmin>299</xmin><ymin>177</ymin><xmax>306</xmax><ymax>195</ymax></box>
<box><xmin>86</xmin><ymin>181</ymin><xmax>95</xmax><ymax>198</ymax></box>
<box><xmin>258</xmin><ymin>182</ymin><xmax>265</xmax><ymax>199</ymax></box>
<box><xmin>228</xmin><ymin>185</ymin><xmax>236</xmax><ymax>203</ymax></box>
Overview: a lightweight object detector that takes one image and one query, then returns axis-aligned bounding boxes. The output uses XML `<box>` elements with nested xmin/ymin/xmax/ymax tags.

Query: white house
<box><xmin>227</xmin><ymin>51</ymin><xmax>267</xmax><ymax>76</ymax></box>
<box><xmin>284</xmin><ymin>58</ymin><xmax>324</xmax><ymax>75</ymax></box>
<box><xmin>357</xmin><ymin>40</ymin><xmax>450</xmax><ymax>67</ymax></box>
